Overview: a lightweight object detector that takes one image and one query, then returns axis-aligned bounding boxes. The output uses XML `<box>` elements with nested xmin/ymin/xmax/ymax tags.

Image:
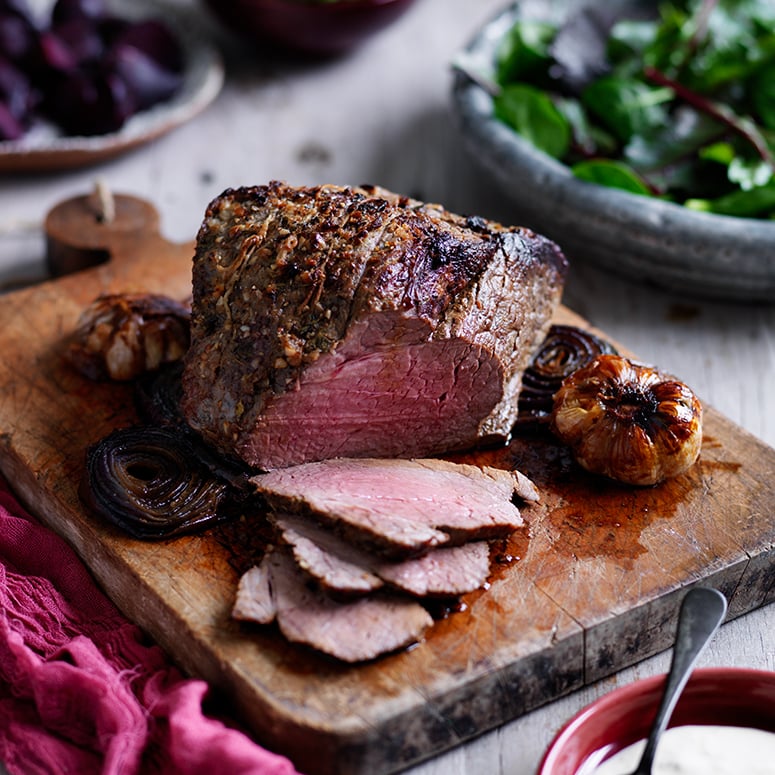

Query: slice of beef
<box><xmin>182</xmin><ymin>181</ymin><xmax>567</xmax><ymax>469</ymax></box>
<box><xmin>232</xmin><ymin>559</ymin><xmax>275</xmax><ymax>623</ymax></box>
<box><xmin>252</xmin><ymin>457</ymin><xmax>537</xmax><ymax>558</ymax></box>
<box><xmin>273</xmin><ymin>513</ymin><xmax>491</xmax><ymax>597</ymax></box>
<box><xmin>232</xmin><ymin>547</ymin><xmax>433</xmax><ymax>662</ymax></box>
<box><xmin>273</xmin><ymin>514</ymin><xmax>383</xmax><ymax>595</ymax></box>
<box><xmin>377</xmin><ymin>541</ymin><xmax>489</xmax><ymax>597</ymax></box>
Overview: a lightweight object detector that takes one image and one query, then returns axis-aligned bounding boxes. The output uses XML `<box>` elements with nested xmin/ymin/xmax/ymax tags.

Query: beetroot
<box><xmin>0</xmin><ymin>0</ymin><xmax>183</xmax><ymax>140</ymax></box>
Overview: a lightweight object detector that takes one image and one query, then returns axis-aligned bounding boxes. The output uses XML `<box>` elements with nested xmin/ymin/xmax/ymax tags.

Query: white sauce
<box><xmin>582</xmin><ymin>725</ymin><xmax>775</xmax><ymax>775</ymax></box>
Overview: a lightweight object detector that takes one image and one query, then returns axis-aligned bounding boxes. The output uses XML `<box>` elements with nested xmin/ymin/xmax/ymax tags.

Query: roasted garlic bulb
<box><xmin>68</xmin><ymin>293</ymin><xmax>190</xmax><ymax>381</ymax></box>
<box><xmin>550</xmin><ymin>354</ymin><xmax>703</xmax><ymax>486</ymax></box>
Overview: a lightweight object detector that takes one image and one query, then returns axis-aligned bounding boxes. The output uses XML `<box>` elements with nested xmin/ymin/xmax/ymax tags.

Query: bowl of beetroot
<box><xmin>202</xmin><ymin>0</ymin><xmax>418</xmax><ymax>57</ymax></box>
<box><xmin>0</xmin><ymin>0</ymin><xmax>223</xmax><ymax>171</ymax></box>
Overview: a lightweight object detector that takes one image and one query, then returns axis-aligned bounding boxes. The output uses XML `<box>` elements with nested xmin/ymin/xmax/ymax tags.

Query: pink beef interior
<box><xmin>273</xmin><ymin>513</ymin><xmax>492</xmax><ymax>597</ymax></box>
<box><xmin>238</xmin><ymin>547</ymin><xmax>434</xmax><ymax>663</ymax></box>
<box><xmin>239</xmin><ymin>313</ymin><xmax>503</xmax><ymax>469</ymax></box>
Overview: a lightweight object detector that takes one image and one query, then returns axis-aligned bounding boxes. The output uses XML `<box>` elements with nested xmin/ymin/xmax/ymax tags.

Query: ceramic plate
<box><xmin>0</xmin><ymin>0</ymin><xmax>224</xmax><ymax>173</ymax></box>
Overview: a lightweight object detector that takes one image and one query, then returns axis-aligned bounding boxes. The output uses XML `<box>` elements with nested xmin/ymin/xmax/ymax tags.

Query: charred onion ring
<box><xmin>516</xmin><ymin>325</ymin><xmax>617</xmax><ymax>429</ymax></box>
<box><xmin>550</xmin><ymin>354</ymin><xmax>703</xmax><ymax>486</ymax></box>
<box><xmin>81</xmin><ymin>426</ymin><xmax>230</xmax><ymax>539</ymax></box>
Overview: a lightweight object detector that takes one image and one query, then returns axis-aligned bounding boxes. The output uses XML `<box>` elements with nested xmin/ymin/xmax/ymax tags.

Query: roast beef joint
<box><xmin>181</xmin><ymin>181</ymin><xmax>568</xmax><ymax>470</ymax></box>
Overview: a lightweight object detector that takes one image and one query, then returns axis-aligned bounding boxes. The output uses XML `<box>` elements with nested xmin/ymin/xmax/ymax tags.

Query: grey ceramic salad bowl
<box><xmin>451</xmin><ymin>1</ymin><xmax>775</xmax><ymax>302</ymax></box>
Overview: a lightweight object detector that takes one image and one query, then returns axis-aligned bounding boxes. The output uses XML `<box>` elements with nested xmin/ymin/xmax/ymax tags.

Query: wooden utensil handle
<box><xmin>45</xmin><ymin>187</ymin><xmax>161</xmax><ymax>277</ymax></box>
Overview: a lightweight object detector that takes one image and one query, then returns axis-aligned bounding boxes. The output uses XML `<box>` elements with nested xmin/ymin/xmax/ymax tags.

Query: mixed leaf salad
<box><xmin>492</xmin><ymin>0</ymin><xmax>775</xmax><ymax>219</ymax></box>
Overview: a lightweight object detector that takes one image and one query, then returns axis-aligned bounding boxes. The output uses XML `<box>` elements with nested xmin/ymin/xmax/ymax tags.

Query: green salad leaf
<box><xmin>494</xmin><ymin>84</ymin><xmax>571</xmax><ymax>159</ymax></box>
<box><xmin>492</xmin><ymin>0</ymin><xmax>775</xmax><ymax>220</ymax></box>
<box><xmin>572</xmin><ymin>159</ymin><xmax>652</xmax><ymax>194</ymax></box>
<box><xmin>686</xmin><ymin>180</ymin><xmax>775</xmax><ymax>217</ymax></box>
<box><xmin>581</xmin><ymin>76</ymin><xmax>672</xmax><ymax>144</ymax></box>
<box><xmin>495</xmin><ymin>20</ymin><xmax>556</xmax><ymax>85</ymax></box>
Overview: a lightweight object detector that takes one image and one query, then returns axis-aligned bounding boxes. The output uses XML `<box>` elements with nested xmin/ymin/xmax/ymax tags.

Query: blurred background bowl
<box><xmin>538</xmin><ymin>667</ymin><xmax>775</xmax><ymax>775</ymax></box>
<box><xmin>451</xmin><ymin>2</ymin><xmax>775</xmax><ymax>302</ymax></box>
<box><xmin>0</xmin><ymin>0</ymin><xmax>224</xmax><ymax>173</ymax></box>
<box><xmin>202</xmin><ymin>0</ymin><xmax>418</xmax><ymax>57</ymax></box>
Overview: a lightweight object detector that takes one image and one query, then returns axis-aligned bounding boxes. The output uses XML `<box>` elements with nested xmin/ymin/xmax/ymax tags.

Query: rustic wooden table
<box><xmin>1</xmin><ymin>1</ymin><xmax>773</xmax><ymax>773</ymax></box>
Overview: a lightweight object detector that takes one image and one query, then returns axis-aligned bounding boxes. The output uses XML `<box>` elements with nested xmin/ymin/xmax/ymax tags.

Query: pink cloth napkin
<box><xmin>0</xmin><ymin>476</ymin><xmax>301</xmax><ymax>775</ymax></box>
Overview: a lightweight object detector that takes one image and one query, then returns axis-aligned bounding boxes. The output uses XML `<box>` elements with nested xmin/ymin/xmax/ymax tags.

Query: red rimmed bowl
<box><xmin>538</xmin><ymin>668</ymin><xmax>775</xmax><ymax>774</ymax></box>
<box><xmin>202</xmin><ymin>0</ymin><xmax>418</xmax><ymax>56</ymax></box>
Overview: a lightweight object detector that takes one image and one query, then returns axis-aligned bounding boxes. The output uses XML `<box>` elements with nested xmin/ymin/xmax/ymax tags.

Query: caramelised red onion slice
<box><xmin>515</xmin><ymin>324</ymin><xmax>617</xmax><ymax>430</ymax></box>
<box><xmin>81</xmin><ymin>425</ymin><xmax>231</xmax><ymax>539</ymax></box>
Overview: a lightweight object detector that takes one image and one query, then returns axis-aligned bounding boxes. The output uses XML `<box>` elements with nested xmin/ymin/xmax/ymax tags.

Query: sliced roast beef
<box><xmin>232</xmin><ymin>559</ymin><xmax>275</xmax><ymax>624</ymax></box>
<box><xmin>273</xmin><ymin>515</ymin><xmax>383</xmax><ymax>595</ymax></box>
<box><xmin>273</xmin><ymin>513</ymin><xmax>491</xmax><ymax>597</ymax></box>
<box><xmin>182</xmin><ymin>181</ymin><xmax>567</xmax><ymax>469</ymax></box>
<box><xmin>232</xmin><ymin>547</ymin><xmax>434</xmax><ymax>662</ymax></box>
<box><xmin>377</xmin><ymin>541</ymin><xmax>489</xmax><ymax>597</ymax></box>
<box><xmin>252</xmin><ymin>457</ymin><xmax>537</xmax><ymax>558</ymax></box>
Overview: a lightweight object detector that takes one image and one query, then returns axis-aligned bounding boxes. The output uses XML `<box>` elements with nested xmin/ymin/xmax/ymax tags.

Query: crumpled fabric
<box><xmin>0</xmin><ymin>477</ymin><xmax>300</xmax><ymax>775</ymax></box>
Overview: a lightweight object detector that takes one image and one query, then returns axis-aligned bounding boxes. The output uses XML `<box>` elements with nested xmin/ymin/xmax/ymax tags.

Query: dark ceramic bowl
<box><xmin>538</xmin><ymin>668</ymin><xmax>775</xmax><ymax>774</ymax></box>
<box><xmin>451</xmin><ymin>1</ymin><xmax>775</xmax><ymax>301</ymax></box>
<box><xmin>203</xmin><ymin>0</ymin><xmax>418</xmax><ymax>56</ymax></box>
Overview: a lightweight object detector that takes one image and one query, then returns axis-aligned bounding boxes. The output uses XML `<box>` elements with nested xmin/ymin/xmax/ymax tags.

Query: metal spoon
<box><xmin>629</xmin><ymin>586</ymin><xmax>728</xmax><ymax>775</ymax></box>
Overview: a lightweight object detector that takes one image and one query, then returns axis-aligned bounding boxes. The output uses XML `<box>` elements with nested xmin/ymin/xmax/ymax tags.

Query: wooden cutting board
<box><xmin>1</xmin><ymin>193</ymin><xmax>774</xmax><ymax>775</ymax></box>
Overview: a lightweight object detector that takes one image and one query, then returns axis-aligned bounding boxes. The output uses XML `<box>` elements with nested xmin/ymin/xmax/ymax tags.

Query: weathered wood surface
<box><xmin>0</xmin><ymin>199</ymin><xmax>773</xmax><ymax>775</ymax></box>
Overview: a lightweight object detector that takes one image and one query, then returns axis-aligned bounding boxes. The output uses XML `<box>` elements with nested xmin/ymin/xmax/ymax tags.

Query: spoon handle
<box><xmin>633</xmin><ymin>586</ymin><xmax>727</xmax><ymax>775</ymax></box>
